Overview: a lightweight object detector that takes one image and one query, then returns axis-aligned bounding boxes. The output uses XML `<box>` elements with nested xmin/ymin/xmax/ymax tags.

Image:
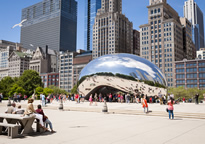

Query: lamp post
<box><xmin>59</xmin><ymin>95</ymin><xmax>63</xmax><ymax>110</ymax></box>
<box><xmin>7</xmin><ymin>97</ymin><xmax>11</xmax><ymax>106</ymax></box>
<box><xmin>102</xmin><ymin>97</ymin><xmax>108</xmax><ymax>113</ymax></box>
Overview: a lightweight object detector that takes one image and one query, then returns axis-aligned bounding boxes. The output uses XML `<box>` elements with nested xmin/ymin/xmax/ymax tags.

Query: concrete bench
<box><xmin>35</xmin><ymin>120</ymin><xmax>44</xmax><ymax>133</ymax></box>
<box><xmin>0</xmin><ymin>123</ymin><xmax>21</xmax><ymax>139</ymax></box>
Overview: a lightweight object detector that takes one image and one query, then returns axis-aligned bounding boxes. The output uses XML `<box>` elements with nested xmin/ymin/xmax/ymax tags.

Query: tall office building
<box><xmin>21</xmin><ymin>0</ymin><xmax>77</xmax><ymax>52</ymax></box>
<box><xmin>84</xmin><ymin>0</ymin><xmax>101</xmax><ymax>51</ymax></box>
<box><xmin>92</xmin><ymin>0</ymin><xmax>133</xmax><ymax>59</ymax></box>
<box><xmin>133</xmin><ymin>30</ymin><xmax>140</xmax><ymax>56</ymax></box>
<box><xmin>180</xmin><ymin>17</ymin><xmax>196</xmax><ymax>60</ymax></box>
<box><xmin>184</xmin><ymin>0</ymin><xmax>204</xmax><ymax>50</ymax></box>
<box><xmin>140</xmin><ymin>0</ymin><xmax>184</xmax><ymax>87</ymax></box>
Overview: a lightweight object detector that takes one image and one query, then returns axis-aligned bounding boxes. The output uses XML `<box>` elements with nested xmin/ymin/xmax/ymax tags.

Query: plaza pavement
<box><xmin>1</xmin><ymin>100</ymin><xmax>205</xmax><ymax>119</ymax></box>
<box><xmin>0</xmin><ymin>101</ymin><xmax>205</xmax><ymax>144</ymax></box>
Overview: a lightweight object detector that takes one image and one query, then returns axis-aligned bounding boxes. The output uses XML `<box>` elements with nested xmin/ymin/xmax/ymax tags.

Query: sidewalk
<box><xmin>1</xmin><ymin>100</ymin><xmax>205</xmax><ymax>119</ymax></box>
<box><xmin>0</xmin><ymin>105</ymin><xmax>205</xmax><ymax>144</ymax></box>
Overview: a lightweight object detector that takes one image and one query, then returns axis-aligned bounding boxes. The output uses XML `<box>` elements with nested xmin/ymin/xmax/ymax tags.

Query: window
<box><xmin>187</xmin><ymin>74</ymin><xmax>197</xmax><ymax>78</ymax></box>
<box><xmin>186</xmin><ymin>63</ymin><xmax>196</xmax><ymax>67</ymax></box>
<box><xmin>176</xmin><ymin>69</ymin><xmax>184</xmax><ymax>73</ymax></box>
<box><xmin>187</xmin><ymin>68</ymin><xmax>197</xmax><ymax>72</ymax></box>
<box><xmin>176</xmin><ymin>74</ymin><xmax>185</xmax><ymax>79</ymax></box>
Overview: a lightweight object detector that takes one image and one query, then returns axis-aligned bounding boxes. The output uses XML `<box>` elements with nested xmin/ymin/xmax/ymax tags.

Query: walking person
<box><xmin>94</xmin><ymin>93</ymin><xmax>98</xmax><ymax>106</ymax></box>
<box><xmin>120</xmin><ymin>94</ymin><xmax>124</xmax><ymax>103</ymax></box>
<box><xmin>195</xmin><ymin>93</ymin><xmax>199</xmax><ymax>104</ymax></box>
<box><xmin>24</xmin><ymin>95</ymin><xmax>27</xmax><ymax>101</ymax></box>
<box><xmin>142</xmin><ymin>95</ymin><xmax>148</xmax><ymax>113</ymax></box>
<box><xmin>41</xmin><ymin>93</ymin><xmax>46</xmax><ymax>107</ymax></box>
<box><xmin>89</xmin><ymin>94</ymin><xmax>93</xmax><ymax>106</ymax></box>
<box><xmin>0</xmin><ymin>93</ymin><xmax>3</xmax><ymax>103</ymax></box>
<box><xmin>109</xmin><ymin>93</ymin><xmax>112</xmax><ymax>102</ymax></box>
<box><xmin>167</xmin><ymin>97</ymin><xmax>175</xmax><ymax>120</ymax></box>
<box><xmin>99</xmin><ymin>93</ymin><xmax>102</xmax><ymax>103</ymax></box>
<box><xmin>183</xmin><ymin>97</ymin><xmax>185</xmax><ymax>103</ymax></box>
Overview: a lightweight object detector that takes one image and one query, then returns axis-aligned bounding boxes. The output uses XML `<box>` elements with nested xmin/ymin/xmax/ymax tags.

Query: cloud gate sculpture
<box><xmin>78</xmin><ymin>53</ymin><xmax>167</xmax><ymax>99</ymax></box>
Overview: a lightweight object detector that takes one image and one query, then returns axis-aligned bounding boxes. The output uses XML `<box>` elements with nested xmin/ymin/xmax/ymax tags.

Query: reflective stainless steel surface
<box><xmin>79</xmin><ymin>53</ymin><xmax>167</xmax><ymax>87</ymax></box>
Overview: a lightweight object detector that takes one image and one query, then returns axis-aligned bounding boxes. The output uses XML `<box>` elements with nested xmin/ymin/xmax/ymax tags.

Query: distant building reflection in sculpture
<box><xmin>78</xmin><ymin>53</ymin><xmax>167</xmax><ymax>99</ymax></box>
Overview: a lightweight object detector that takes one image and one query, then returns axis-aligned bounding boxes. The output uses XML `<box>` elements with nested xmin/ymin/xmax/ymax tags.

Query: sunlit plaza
<box><xmin>0</xmin><ymin>100</ymin><xmax>205</xmax><ymax>144</ymax></box>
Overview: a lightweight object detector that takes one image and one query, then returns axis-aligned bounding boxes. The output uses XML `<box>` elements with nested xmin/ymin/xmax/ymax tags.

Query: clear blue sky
<box><xmin>0</xmin><ymin>0</ymin><xmax>205</xmax><ymax>50</ymax></box>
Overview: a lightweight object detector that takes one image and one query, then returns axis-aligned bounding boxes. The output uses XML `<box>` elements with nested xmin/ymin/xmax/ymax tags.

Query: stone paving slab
<box><xmin>0</xmin><ymin>100</ymin><xmax>205</xmax><ymax>119</ymax></box>
<box><xmin>0</xmin><ymin>106</ymin><xmax>204</xmax><ymax>144</ymax></box>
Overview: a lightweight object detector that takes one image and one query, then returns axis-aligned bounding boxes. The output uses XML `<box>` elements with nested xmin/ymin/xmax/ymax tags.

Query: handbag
<box><xmin>166</xmin><ymin>108</ymin><xmax>168</xmax><ymax>112</ymax></box>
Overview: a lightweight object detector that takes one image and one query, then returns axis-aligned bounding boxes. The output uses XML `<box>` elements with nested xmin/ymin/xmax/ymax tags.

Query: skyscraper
<box><xmin>184</xmin><ymin>0</ymin><xmax>204</xmax><ymax>50</ymax></box>
<box><xmin>84</xmin><ymin>0</ymin><xmax>101</xmax><ymax>51</ymax></box>
<box><xmin>140</xmin><ymin>0</ymin><xmax>184</xmax><ymax>87</ymax></box>
<box><xmin>92</xmin><ymin>0</ymin><xmax>133</xmax><ymax>59</ymax></box>
<box><xmin>21</xmin><ymin>0</ymin><xmax>77</xmax><ymax>52</ymax></box>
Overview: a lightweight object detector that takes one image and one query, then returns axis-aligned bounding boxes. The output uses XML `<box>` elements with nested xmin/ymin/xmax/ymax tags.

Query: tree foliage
<box><xmin>43</xmin><ymin>88</ymin><xmax>54</xmax><ymax>96</ymax></box>
<box><xmin>0</xmin><ymin>76</ymin><xmax>15</xmax><ymax>98</ymax></box>
<box><xmin>17</xmin><ymin>70</ymin><xmax>43</xmax><ymax>96</ymax></box>
<box><xmin>71</xmin><ymin>85</ymin><xmax>78</xmax><ymax>94</ymax></box>
<box><xmin>168</xmin><ymin>87</ymin><xmax>205</xmax><ymax>100</ymax></box>
<box><xmin>9</xmin><ymin>84</ymin><xmax>25</xmax><ymax>96</ymax></box>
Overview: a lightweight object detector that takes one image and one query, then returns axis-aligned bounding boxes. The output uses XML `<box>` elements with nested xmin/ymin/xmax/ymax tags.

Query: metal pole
<box><xmin>7</xmin><ymin>97</ymin><xmax>11</xmax><ymax>106</ymax></box>
<box><xmin>59</xmin><ymin>96</ymin><xmax>63</xmax><ymax>110</ymax></box>
<box><xmin>102</xmin><ymin>97</ymin><xmax>108</xmax><ymax>113</ymax></box>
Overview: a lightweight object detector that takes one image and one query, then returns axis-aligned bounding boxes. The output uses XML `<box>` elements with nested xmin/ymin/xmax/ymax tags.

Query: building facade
<box><xmin>0</xmin><ymin>40</ymin><xmax>18</xmax><ymax>49</ymax></box>
<box><xmin>180</xmin><ymin>17</ymin><xmax>196</xmax><ymax>60</ymax></box>
<box><xmin>59</xmin><ymin>51</ymin><xmax>75</xmax><ymax>92</ymax></box>
<box><xmin>133</xmin><ymin>30</ymin><xmax>140</xmax><ymax>56</ymax></box>
<box><xmin>140</xmin><ymin>0</ymin><xmax>184</xmax><ymax>87</ymax></box>
<box><xmin>8</xmin><ymin>51</ymin><xmax>30</xmax><ymax>77</ymax></box>
<box><xmin>175</xmin><ymin>59</ymin><xmax>205</xmax><ymax>89</ymax></box>
<box><xmin>40</xmin><ymin>72</ymin><xmax>59</xmax><ymax>88</ymax></box>
<box><xmin>21</xmin><ymin>0</ymin><xmax>77</xmax><ymax>52</ymax></box>
<box><xmin>184</xmin><ymin>0</ymin><xmax>204</xmax><ymax>50</ymax></box>
<box><xmin>84</xmin><ymin>0</ymin><xmax>101</xmax><ymax>51</ymax></box>
<box><xmin>197</xmin><ymin>48</ymin><xmax>205</xmax><ymax>59</ymax></box>
<box><xmin>73</xmin><ymin>51</ymin><xmax>92</xmax><ymax>86</ymax></box>
<box><xmin>0</xmin><ymin>46</ymin><xmax>16</xmax><ymax>79</ymax></box>
<box><xmin>59</xmin><ymin>50</ymin><xmax>92</xmax><ymax>92</ymax></box>
<box><xmin>92</xmin><ymin>0</ymin><xmax>133</xmax><ymax>59</ymax></box>
<box><xmin>29</xmin><ymin>46</ymin><xmax>58</xmax><ymax>74</ymax></box>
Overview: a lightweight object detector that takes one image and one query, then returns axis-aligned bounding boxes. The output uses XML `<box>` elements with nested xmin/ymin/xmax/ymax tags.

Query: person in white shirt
<box><xmin>5</xmin><ymin>103</ymin><xmax>16</xmax><ymax>114</ymax></box>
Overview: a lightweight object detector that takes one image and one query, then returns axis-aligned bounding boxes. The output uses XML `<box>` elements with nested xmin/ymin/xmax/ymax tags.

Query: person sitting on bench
<box><xmin>13</xmin><ymin>104</ymin><xmax>24</xmax><ymax>114</ymax></box>
<box><xmin>5</xmin><ymin>103</ymin><xmax>16</xmax><ymax>114</ymax></box>
<box><xmin>36</xmin><ymin>105</ymin><xmax>55</xmax><ymax>133</ymax></box>
<box><xmin>23</xmin><ymin>98</ymin><xmax>48</xmax><ymax>132</ymax></box>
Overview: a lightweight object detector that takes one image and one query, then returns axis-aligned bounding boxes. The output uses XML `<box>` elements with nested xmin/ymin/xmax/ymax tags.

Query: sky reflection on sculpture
<box><xmin>79</xmin><ymin>53</ymin><xmax>167</xmax><ymax>87</ymax></box>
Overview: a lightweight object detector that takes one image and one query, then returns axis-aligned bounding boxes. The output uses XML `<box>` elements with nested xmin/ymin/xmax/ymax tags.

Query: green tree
<box><xmin>71</xmin><ymin>85</ymin><xmax>78</xmax><ymax>94</ymax></box>
<box><xmin>17</xmin><ymin>70</ymin><xmax>43</xmax><ymax>97</ymax></box>
<box><xmin>36</xmin><ymin>86</ymin><xmax>44</xmax><ymax>98</ymax></box>
<box><xmin>48</xmin><ymin>85</ymin><xmax>61</xmax><ymax>95</ymax></box>
<box><xmin>0</xmin><ymin>76</ymin><xmax>15</xmax><ymax>98</ymax></box>
<box><xmin>43</xmin><ymin>88</ymin><xmax>54</xmax><ymax>96</ymax></box>
<box><xmin>9</xmin><ymin>84</ymin><xmax>26</xmax><ymax>97</ymax></box>
<box><xmin>168</xmin><ymin>86</ymin><xmax>187</xmax><ymax>100</ymax></box>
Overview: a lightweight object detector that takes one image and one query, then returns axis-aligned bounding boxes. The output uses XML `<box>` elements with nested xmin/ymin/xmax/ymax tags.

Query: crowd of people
<box><xmin>1</xmin><ymin>92</ymin><xmax>204</xmax><ymax>121</ymax></box>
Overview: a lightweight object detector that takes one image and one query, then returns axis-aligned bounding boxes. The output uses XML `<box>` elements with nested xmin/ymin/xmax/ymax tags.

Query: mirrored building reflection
<box><xmin>78</xmin><ymin>53</ymin><xmax>167</xmax><ymax>98</ymax></box>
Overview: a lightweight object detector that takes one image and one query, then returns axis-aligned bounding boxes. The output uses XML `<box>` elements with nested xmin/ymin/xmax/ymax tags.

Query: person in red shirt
<box><xmin>75</xmin><ymin>94</ymin><xmax>79</xmax><ymax>103</ymax></box>
<box><xmin>142</xmin><ymin>95</ymin><xmax>148</xmax><ymax>113</ymax></box>
<box><xmin>36</xmin><ymin>105</ymin><xmax>55</xmax><ymax>133</ymax></box>
<box><xmin>149</xmin><ymin>97</ymin><xmax>152</xmax><ymax>104</ymax></box>
<box><xmin>167</xmin><ymin>98</ymin><xmax>175</xmax><ymax>119</ymax></box>
<box><xmin>183</xmin><ymin>97</ymin><xmax>185</xmax><ymax>103</ymax></box>
<box><xmin>109</xmin><ymin>93</ymin><xmax>112</xmax><ymax>102</ymax></box>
